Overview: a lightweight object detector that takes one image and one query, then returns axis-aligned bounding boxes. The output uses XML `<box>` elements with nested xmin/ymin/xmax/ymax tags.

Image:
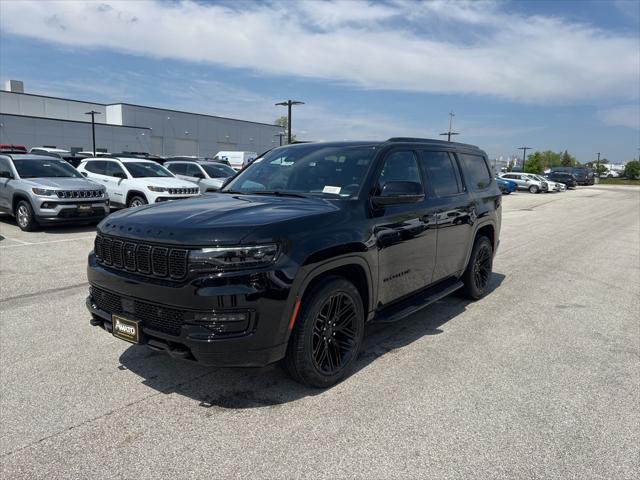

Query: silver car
<box><xmin>0</xmin><ymin>154</ymin><xmax>109</xmax><ymax>231</ymax></box>
<box><xmin>164</xmin><ymin>159</ymin><xmax>236</xmax><ymax>193</ymax></box>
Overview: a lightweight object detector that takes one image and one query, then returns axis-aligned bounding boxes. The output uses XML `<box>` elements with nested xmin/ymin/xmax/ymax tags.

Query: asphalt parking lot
<box><xmin>1</xmin><ymin>185</ymin><xmax>638</xmax><ymax>479</ymax></box>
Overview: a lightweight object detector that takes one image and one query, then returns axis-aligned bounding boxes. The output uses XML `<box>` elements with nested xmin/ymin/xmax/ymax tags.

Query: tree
<box><xmin>560</xmin><ymin>150</ymin><xmax>576</xmax><ymax>167</ymax></box>
<box><xmin>274</xmin><ymin>116</ymin><xmax>296</xmax><ymax>143</ymax></box>
<box><xmin>624</xmin><ymin>160</ymin><xmax>640</xmax><ymax>179</ymax></box>
<box><xmin>524</xmin><ymin>152</ymin><xmax>545</xmax><ymax>173</ymax></box>
<box><xmin>540</xmin><ymin>150</ymin><xmax>562</xmax><ymax>169</ymax></box>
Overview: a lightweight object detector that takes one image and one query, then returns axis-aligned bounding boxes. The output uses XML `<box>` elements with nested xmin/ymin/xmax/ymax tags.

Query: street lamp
<box><xmin>274</xmin><ymin>132</ymin><xmax>286</xmax><ymax>146</ymax></box>
<box><xmin>85</xmin><ymin>110</ymin><xmax>101</xmax><ymax>156</ymax></box>
<box><xmin>275</xmin><ymin>100</ymin><xmax>304</xmax><ymax>144</ymax></box>
<box><xmin>518</xmin><ymin>146</ymin><xmax>531</xmax><ymax>172</ymax></box>
<box><xmin>439</xmin><ymin>111</ymin><xmax>459</xmax><ymax>142</ymax></box>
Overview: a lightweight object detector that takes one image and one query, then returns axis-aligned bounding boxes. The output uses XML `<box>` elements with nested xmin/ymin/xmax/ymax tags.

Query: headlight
<box><xmin>147</xmin><ymin>186</ymin><xmax>167</xmax><ymax>192</ymax></box>
<box><xmin>31</xmin><ymin>188</ymin><xmax>55</xmax><ymax>196</ymax></box>
<box><xmin>189</xmin><ymin>244</ymin><xmax>279</xmax><ymax>271</ymax></box>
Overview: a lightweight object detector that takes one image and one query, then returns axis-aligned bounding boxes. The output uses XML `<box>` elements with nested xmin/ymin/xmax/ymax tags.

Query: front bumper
<box><xmin>34</xmin><ymin>199</ymin><xmax>109</xmax><ymax>223</ymax></box>
<box><xmin>86</xmin><ymin>254</ymin><xmax>293</xmax><ymax>367</ymax></box>
<box><xmin>154</xmin><ymin>195</ymin><xmax>199</xmax><ymax>203</ymax></box>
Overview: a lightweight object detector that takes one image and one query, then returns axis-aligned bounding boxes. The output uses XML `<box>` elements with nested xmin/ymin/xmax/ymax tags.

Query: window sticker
<box><xmin>323</xmin><ymin>186</ymin><xmax>341</xmax><ymax>194</ymax></box>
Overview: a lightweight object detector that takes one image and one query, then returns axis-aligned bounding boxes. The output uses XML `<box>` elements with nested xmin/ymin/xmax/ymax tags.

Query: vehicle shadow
<box><xmin>118</xmin><ymin>273</ymin><xmax>506</xmax><ymax>409</ymax></box>
<box><xmin>0</xmin><ymin>215</ymin><xmax>97</xmax><ymax>234</ymax></box>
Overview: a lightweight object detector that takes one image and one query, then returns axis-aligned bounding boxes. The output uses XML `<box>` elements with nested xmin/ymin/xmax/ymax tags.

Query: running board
<box><xmin>372</xmin><ymin>278</ymin><xmax>464</xmax><ymax>324</ymax></box>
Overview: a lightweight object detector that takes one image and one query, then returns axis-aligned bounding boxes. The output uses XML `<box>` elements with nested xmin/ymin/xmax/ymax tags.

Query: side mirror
<box><xmin>373</xmin><ymin>181</ymin><xmax>424</xmax><ymax>206</ymax></box>
<box><xmin>114</xmin><ymin>171</ymin><xmax>127</xmax><ymax>179</ymax></box>
<box><xmin>0</xmin><ymin>171</ymin><xmax>13</xmax><ymax>179</ymax></box>
<box><xmin>81</xmin><ymin>172</ymin><xmax>88</xmax><ymax>177</ymax></box>
<box><xmin>193</xmin><ymin>172</ymin><xmax>205</xmax><ymax>179</ymax></box>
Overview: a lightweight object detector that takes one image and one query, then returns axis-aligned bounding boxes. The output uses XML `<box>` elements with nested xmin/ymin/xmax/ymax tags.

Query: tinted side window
<box><xmin>378</xmin><ymin>151</ymin><xmax>422</xmax><ymax>186</ymax></box>
<box><xmin>0</xmin><ymin>158</ymin><xmax>12</xmax><ymax>174</ymax></box>
<box><xmin>459</xmin><ymin>153</ymin><xmax>491</xmax><ymax>190</ymax></box>
<box><xmin>420</xmin><ymin>151</ymin><xmax>462</xmax><ymax>196</ymax></box>
<box><xmin>84</xmin><ymin>161</ymin><xmax>106</xmax><ymax>174</ymax></box>
<box><xmin>104</xmin><ymin>161</ymin><xmax>126</xmax><ymax>178</ymax></box>
<box><xmin>166</xmin><ymin>163</ymin><xmax>187</xmax><ymax>175</ymax></box>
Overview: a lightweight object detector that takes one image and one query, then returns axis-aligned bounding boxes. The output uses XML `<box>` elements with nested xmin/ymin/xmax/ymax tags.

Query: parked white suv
<box><xmin>77</xmin><ymin>157</ymin><xmax>199</xmax><ymax>208</ymax></box>
<box><xmin>164</xmin><ymin>159</ymin><xmax>236</xmax><ymax>192</ymax></box>
<box><xmin>499</xmin><ymin>172</ymin><xmax>547</xmax><ymax>193</ymax></box>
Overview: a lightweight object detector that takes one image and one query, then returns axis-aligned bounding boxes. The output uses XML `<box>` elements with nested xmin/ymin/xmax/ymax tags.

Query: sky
<box><xmin>0</xmin><ymin>0</ymin><xmax>638</xmax><ymax>162</ymax></box>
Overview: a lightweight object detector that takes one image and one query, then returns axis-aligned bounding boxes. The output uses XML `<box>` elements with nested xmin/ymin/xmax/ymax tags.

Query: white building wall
<box><xmin>0</xmin><ymin>91</ymin><xmax>107</xmax><ymax>123</ymax></box>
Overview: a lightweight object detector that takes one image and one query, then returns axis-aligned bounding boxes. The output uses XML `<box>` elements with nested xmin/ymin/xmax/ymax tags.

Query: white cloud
<box><xmin>599</xmin><ymin>104</ymin><xmax>640</xmax><ymax>129</ymax></box>
<box><xmin>0</xmin><ymin>0</ymin><xmax>638</xmax><ymax>104</ymax></box>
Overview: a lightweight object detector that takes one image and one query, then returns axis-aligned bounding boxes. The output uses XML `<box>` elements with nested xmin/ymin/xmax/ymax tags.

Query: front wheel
<box><xmin>285</xmin><ymin>277</ymin><xmax>364</xmax><ymax>388</ymax></box>
<box><xmin>15</xmin><ymin>200</ymin><xmax>38</xmax><ymax>231</ymax></box>
<box><xmin>528</xmin><ymin>185</ymin><xmax>539</xmax><ymax>194</ymax></box>
<box><xmin>128</xmin><ymin>195</ymin><xmax>148</xmax><ymax>208</ymax></box>
<box><xmin>461</xmin><ymin>236</ymin><xmax>493</xmax><ymax>300</ymax></box>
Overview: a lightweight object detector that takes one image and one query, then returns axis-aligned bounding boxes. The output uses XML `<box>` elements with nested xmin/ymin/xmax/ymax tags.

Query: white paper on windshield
<box><xmin>323</xmin><ymin>186</ymin><xmax>341</xmax><ymax>194</ymax></box>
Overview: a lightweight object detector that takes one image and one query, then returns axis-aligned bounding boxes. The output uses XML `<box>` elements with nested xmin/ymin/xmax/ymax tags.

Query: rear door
<box><xmin>419</xmin><ymin>150</ymin><xmax>475</xmax><ymax>281</ymax></box>
<box><xmin>373</xmin><ymin>149</ymin><xmax>438</xmax><ymax>305</ymax></box>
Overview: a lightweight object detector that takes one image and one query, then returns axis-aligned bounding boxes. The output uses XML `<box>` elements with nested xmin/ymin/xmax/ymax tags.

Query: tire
<box><xmin>285</xmin><ymin>276</ymin><xmax>365</xmax><ymax>388</ymax></box>
<box><xmin>14</xmin><ymin>200</ymin><xmax>38</xmax><ymax>231</ymax></box>
<box><xmin>528</xmin><ymin>185</ymin><xmax>539</xmax><ymax>194</ymax></box>
<box><xmin>461</xmin><ymin>235</ymin><xmax>493</xmax><ymax>300</ymax></box>
<box><xmin>128</xmin><ymin>195</ymin><xmax>147</xmax><ymax>208</ymax></box>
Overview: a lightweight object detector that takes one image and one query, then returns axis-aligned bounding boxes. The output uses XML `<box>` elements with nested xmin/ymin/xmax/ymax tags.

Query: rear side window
<box><xmin>459</xmin><ymin>153</ymin><xmax>492</xmax><ymax>191</ymax></box>
<box><xmin>420</xmin><ymin>151</ymin><xmax>462</xmax><ymax>196</ymax></box>
<box><xmin>166</xmin><ymin>163</ymin><xmax>187</xmax><ymax>175</ymax></box>
<box><xmin>84</xmin><ymin>161</ymin><xmax>106</xmax><ymax>175</ymax></box>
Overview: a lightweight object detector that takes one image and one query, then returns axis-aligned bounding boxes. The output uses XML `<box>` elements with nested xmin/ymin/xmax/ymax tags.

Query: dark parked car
<box><xmin>545</xmin><ymin>171</ymin><xmax>577</xmax><ymax>188</ymax></box>
<box><xmin>550</xmin><ymin>167</ymin><xmax>593</xmax><ymax>185</ymax></box>
<box><xmin>86</xmin><ymin>138</ymin><xmax>502</xmax><ymax>387</ymax></box>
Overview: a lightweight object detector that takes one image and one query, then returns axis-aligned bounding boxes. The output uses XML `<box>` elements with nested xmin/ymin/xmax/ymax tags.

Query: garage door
<box><xmin>175</xmin><ymin>138</ymin><xmax>198</xmax><ymax>156</ymax></box>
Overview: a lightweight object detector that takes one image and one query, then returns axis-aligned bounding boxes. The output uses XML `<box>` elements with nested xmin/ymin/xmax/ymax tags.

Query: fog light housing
<box><xmin>193</xmin><ymin>311</ymin><xmax>250</xmax><ymax>334</ymax></box>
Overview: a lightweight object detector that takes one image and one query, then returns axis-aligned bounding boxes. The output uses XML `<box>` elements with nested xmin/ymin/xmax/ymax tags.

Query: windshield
<box><xmin>13</xmin><ymin>158</ymin><xmax>82</xmax><ymax>179</ymax></box>
<box><xmin>203</xmin><ymin>163</ymin><xmax>235</xmax><ymax>178</ymax></box>
<box><xmin>124</xmin><ymin>162</ymin><xmax>173</xmax><ymax>178</ymax></box>
<box><xmin>222</xmin><ymin>144</ymin><xmax>377</xmax><ymax>198</ymax></box>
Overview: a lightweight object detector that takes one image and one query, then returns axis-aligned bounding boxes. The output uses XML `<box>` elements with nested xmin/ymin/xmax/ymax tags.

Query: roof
<box><xmin>80</xmin><ymin>156</ymin><xmax>157</xmax><ymax>163</ymax></box>
<box><xmin>0</xmin><ymin>153</ymin><xmax>67</xmax><ymax>161</ymax></box>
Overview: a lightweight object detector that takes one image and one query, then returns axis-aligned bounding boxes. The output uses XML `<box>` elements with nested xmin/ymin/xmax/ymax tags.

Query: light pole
<box><xmin>274</xmin><ymin>132</ymin><xmax>285</xmax><ymax>146</ymax></box>
<box><xmin>85</xmin><ymin>110</ymin><xmax>101</xmax><ymax>156</ymax></box>
<box><xmin>596</xmin><ymin>152</ymin><xmax>600</xmax><ymax>175</ymax></box>
<box><xmin>439</xmin><ymin>112</ymin><xmax>459</xmax><ymax>142</ymax></box>
<box><xmin>275</xmin><ymin>100</ymin><xmax>304</xmax><ymax>144</ymax></box>
<box><xmin>518</xmin><ymin>146</ymin><xmax>531</xmax><ymax>172</ymax></box>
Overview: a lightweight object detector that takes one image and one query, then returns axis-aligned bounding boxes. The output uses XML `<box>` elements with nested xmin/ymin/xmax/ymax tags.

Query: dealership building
<box><xmin>0</xmin><ymin>80</ymin><xmax>283</xmax><ymax>156</ymax></box>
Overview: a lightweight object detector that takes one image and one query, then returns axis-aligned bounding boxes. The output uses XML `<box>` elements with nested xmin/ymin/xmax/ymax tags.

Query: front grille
<box><xmin>95</xmin><ymin>234</ymin><xmax>188</xmax><ymax>280</ymax></box>
<box><xmin>56</xmin><ymin>190</ymin><xmax>104</xmax><ymax>199</ymax></box>
<box><xmin>90</xmin><ymin>286</ymin><xmax>185</xmax><ymax>336</ymax></box>
<box><xmin>168</xmin><ymin>188</ymin><xmax>198</xmax><ymax>195</ymax></box>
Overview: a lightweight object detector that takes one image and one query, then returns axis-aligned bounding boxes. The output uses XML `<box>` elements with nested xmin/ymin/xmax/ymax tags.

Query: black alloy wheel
<box><xmin>285</xmin><ymin>276</ymin><xmax>364</xmax><ymax>388</ymax></box>
<box><xmin>461</xmin><ymin>235</ymin><xmax>493</xmax><ymax>299</ymax></box>
<box><xmin>311</xmin><ymin>292</ymin><xmax>358</xmax><ymax>375</ymax></box>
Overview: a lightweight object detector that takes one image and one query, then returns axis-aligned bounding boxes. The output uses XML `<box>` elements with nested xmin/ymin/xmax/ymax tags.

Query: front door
<box><xmin>102</xmin><ymin>161</ymin><xmax>128</xmax><ymax>205</ymax></box>
<box><xmin>373</xmin><ymin>150</ymin><xmax>438</xmax><ymax>306</ymax></box>
<box><xmin>0</xmin><ymin>158</ymin><xmax>14</xmax><ymax>212</ymax></box>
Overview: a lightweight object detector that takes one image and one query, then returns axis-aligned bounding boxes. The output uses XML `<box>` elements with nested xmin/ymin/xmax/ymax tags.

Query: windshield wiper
<box><xmin>245</xmin><ymin>190</ymin><xmax>309</xmax><ymax>198</ymax></box>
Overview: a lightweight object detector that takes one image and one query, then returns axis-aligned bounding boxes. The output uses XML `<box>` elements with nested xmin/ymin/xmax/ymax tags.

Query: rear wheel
<box><xmin>461</xmin><ymin>236</ymin><xmax>493</xmax><ymax>300</ymax></box>
<box><xmin>128</xmin><ymin>195</ymin><xmax>147</xmax><ymax>208</ymax></box>
<box><xmin>15</xmin><ymin>200</ymin><xmax>38</xmax><ymax>231</ymax></box>
<box><xmin>285</xmin><ymin>276</ymin><xmax>364</xmax><ymax>388</ymax></box>
<box><xmin>528</xmin><ymin>185</ymin><xmax>539</xmax><ymax>194</ymax></box>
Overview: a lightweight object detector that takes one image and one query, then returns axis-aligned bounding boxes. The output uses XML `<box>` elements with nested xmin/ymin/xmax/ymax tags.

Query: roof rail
<box><xmin>386</xmin><ymin>137</ymin><xmax>479</xmax><ymax>148</ymax></box>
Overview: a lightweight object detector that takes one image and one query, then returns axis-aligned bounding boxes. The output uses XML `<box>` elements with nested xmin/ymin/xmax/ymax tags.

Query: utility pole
<box><xmin>439</xmin><ymin>112</ymin><xmax>459</xmax><ymax>142</ymax></box>
<box><xmin>274</xmin><ymin>132</ymin><xmax>285</xmax><ymax>146</ymax></box>
<box><xmin>518</xmin><ymin>146</ymin><xmax>531</xmax><ymax>172</ymax></box>
<box><xmin>596</xmin><ymin>152</ymin><xmax>600</xmax><ymax>175</ymax></box>
<box><xmin>85</xmin><ymin>110</ymin><xmax>101</xmax><ymax>156</ymax></box>
<box><xmin>275</xmin><ymin>100</ymin><xmax>304</xmax><ymax>144</ymax></box>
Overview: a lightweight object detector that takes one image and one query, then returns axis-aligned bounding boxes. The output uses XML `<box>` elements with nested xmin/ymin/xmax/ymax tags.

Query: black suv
<box><xmin>545</xmin><ymin>171</ymin><xmax>578</xmax><ymax>188</ymax></box>
<box><xmin>87</xmin><ymin>138</ymin><xmax>501</xmax><ymax>387</ymax></box>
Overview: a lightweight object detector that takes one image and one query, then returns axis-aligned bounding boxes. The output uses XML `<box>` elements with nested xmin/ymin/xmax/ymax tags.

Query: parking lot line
<box><xmin>0</xmin><ymin>236</ymin><xmax>95</xmax><ymax>249</ymax></box>
<box><xmin>0</xmin><ymin>235</ymin><xmax>32</xmax><ymax>245</ymax></box>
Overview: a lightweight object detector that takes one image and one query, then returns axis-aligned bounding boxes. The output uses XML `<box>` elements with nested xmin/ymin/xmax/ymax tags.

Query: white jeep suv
<box><xmin>77</xmin><ymin>157</ymin><xmax>199</xmax><ymax>208</ymax></box>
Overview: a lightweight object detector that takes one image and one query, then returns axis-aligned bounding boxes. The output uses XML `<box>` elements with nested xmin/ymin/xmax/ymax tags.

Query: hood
<box><xmin>99</xmin><ymin>193</ymin><xmax>340</xmax><ymax>245</ymax></box>
<box><xmin>141</xmin><ymin>177</ymin><xmax>198</xmax><ymax>189</ymax></box>
<box><xmin>22</xmin><ymin>177</ymin><xmax>104</xmax><ymax>190</ymax></box>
